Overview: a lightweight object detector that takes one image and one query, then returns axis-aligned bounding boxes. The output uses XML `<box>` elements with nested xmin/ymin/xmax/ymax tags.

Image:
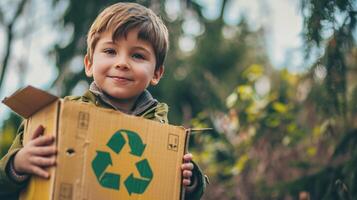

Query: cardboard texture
<box><xmin>3</xmin><ymin>86</ymin><xmax>188</xmax><ymax>200</ymax></box>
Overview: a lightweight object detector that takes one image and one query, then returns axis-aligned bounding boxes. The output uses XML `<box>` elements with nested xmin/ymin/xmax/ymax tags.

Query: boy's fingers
<box><xmin>183</xmin><ymin>153</ymin><xmax>193</xmax><ymax>162</ymax></box>
<box><xmin>181</xmin><ymin>162</ymin><xmax>194</xmax><ymax>170</ymax></box>
<box><xmin>31</xmin><ymin>125</ymin><xmax>45</xmax><ymax>140</ymax></box>
<box><xmin>30</xmin><ymin>156</ymin><xmax>56</xmax><ymax>167</ymax></box>
<box><xmin>183</xmin><ymin>170</ymin><xmax>192</xmax><ymax>178</ymax></box>
<box><xmin>31</xmin><ymin>146</ymin><xmax>57</xmax><ymax>156</ymax></box>
<box><xmin>182</xmin><ymin>179</ymin><xmax>191</xmax><ymax>186</ymax></box>
<box><xmin>32</xmin><ymin>135</ymin><xmax>55</xmax><ymax>146</ymax></box>
<box><xmin>30</xmin><ymin>166</ymin><xmax>50</xmax><ymax>179</ymax></box>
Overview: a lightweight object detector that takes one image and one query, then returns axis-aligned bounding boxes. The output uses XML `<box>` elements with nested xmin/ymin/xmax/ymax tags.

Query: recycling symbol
<box><xmin>91</xmin><ymin>129</ymin><xmax>153</xmax><ymax>195</ymax></box>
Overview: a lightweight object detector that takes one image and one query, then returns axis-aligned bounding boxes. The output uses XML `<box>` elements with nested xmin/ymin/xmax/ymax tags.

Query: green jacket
<box><xmin>0</xmin><ymin>90</ymin><xmax>206</xmax><ymax>200</ymax></box>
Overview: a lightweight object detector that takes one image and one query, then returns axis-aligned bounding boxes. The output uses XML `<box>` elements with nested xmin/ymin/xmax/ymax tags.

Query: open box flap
<box><xmin>2</xmin><ymin>85</ymin><xmax>58</xmax><ymax>118</ymax></box>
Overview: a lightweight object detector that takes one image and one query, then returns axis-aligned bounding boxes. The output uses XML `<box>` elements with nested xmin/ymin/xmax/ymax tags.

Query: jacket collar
<box><xmin>88</xmin><ymin>82</ymin><xmax>158</xmax><ymax>116</ymax></box>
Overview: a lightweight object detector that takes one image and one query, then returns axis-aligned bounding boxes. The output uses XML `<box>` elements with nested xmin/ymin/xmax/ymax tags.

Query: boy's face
<box><xmin>84</xmin><ymin>28</ymin><xmax>163</xmax><ymax>102</ymax></box>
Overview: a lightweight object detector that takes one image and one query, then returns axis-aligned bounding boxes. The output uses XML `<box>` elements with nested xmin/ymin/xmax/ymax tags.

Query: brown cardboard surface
<box><xmin>19</xmin><ymin>101</ymin><xmax>59</xmax><ymax>200</ymax></box>
<box><xmin>4</xmin><ymin>86</ymin><xmax>188</xmax><ymax>200</ymax></box>
<box><xmin>2</xmin><ymin>85</ymin><xmax>58</xmax><ymax>118</ymax></box>
<box><xmin>54</xmin><ymin>100</ymin><xmax>186</xmax><ymax>199</ymax></box>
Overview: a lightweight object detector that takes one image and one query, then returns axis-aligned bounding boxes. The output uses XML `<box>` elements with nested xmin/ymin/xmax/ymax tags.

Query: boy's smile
<box><xmin>84</xmin><ymin>28</ymin><xmax>163</xmax><ymax>111</ymax></box>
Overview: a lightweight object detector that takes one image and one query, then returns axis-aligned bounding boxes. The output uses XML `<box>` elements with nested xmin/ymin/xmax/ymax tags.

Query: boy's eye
<box><xmin>103</xmin><ymin>48</ymin><xmax>116</xmax><ymax>55</ymax></box>
<box><xmin>132</xmin><ymin>53</ymin><xmax>145</xmax><ymax>60</ymax></box>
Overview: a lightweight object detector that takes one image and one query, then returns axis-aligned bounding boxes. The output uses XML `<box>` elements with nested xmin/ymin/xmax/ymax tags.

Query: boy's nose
<box><xmin>115</xmin><ymin>56</ymin><xmax>130</xmax><ymax>70</ymax></box>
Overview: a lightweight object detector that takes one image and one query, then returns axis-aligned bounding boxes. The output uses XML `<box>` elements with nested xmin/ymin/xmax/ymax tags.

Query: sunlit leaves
<box><xmin>0</xmin><ymin>125</ymin><xmax>16</xmax><ymax>156</ymax></box>
<box><xmin>231</xmin><ymin>154</ymin><xmax>249</xmax><ymax>175</ymax></box>
<box><xmin>0</xmin><ymin>113</ymin><xmax>20</xmax><ymax>157</ymax></box>
<box><xmin>243</xmin><ymin>64</ymin><xmax>264</xmax><ymax>82</ymax></box>
<box><xmin>272</xmin><ymin>102</ymin><xmax>289</xmax><ymax>114</ymax></box>
<box><xmin>306</xmin><ymin>146</ymin><xmax>317</xmax><ymax>157</ymax></box>
<box><xmin>236</xmin><ymin>85</ymin><xmax>253</xmax><ymax>101</ymax></box>
<box><xmin>226</xmin><ymin>92</ymin><xmax>237</xmax><ymax>108</ymax></box>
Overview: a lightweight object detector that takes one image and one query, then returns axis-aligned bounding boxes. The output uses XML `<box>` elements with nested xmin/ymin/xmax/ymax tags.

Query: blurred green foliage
<box><xmin>0</xmin><ymin>0</ymin><xmax>357</xmax><ymax>199</ymax></box>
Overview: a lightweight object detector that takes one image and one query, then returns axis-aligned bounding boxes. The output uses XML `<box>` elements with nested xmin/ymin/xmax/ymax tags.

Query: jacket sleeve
<box><xmin>0</xmin><ymin>123</ymin><xmax>28</xmax><ymax>197</ymax></box>
<box><xmin>141</xmin><ymin>102</ymin><xmax>169</xmax><ymax>124</ymax></box>
<box><xmin>184</xmin><ymin>161</ymin><xmax>208</xmax><ymax>200</ymax></box>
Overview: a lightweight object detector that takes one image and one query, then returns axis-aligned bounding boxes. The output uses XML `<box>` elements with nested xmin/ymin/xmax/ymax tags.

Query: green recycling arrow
<box><xmin>122</xmin><ymin>129</ymin><xmax>146</xmax><ymax>157</ymax></box>
<box><xmin>92</xmin><ymin>151</ymin><xmax>112</xmax><ymax>178</ymax></box>
<box><xmin>92</xmin><ymin>151</ymin><xmax>120</xmax><ymax>190</ymax></box>
<box><xmin>91</xmin><ymin>129</ymin><xmax>153</xmax><ymax>194</ymax></box>
<box><xmin>101</xmin><ymin>172</ymin><xmax>120</xmax><ymax>190</ymax></box>
<box><xmin>124</xmin><ymin>173</ymin><xmax>151</xmax><ymax>195</ymax></box>
<box><xmin>107</xmin><ymin>131</ymin><xmax>126</xmax><ymax>154</ymax></box>
<box><xmin>124</xmin><ymin>159</ymin><xmax>153</xmax><ymax>195</ymax></box>
<box><xmin>136</xmin><ymin>159</ymin><xmax>153</xmax><ymax>179</ymax></box>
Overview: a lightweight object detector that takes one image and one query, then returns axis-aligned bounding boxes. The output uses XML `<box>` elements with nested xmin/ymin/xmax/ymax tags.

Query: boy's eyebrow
<box><xmin>101</xmin><ymin>40</ymin><xmax>116</xmax><ymax>45</ymax></box>
<box><xmin>99</xmin><ymin>40</ymin><xmax>152</xmax><ymax>54</ymax></box>
<box><xmin>132</xmin><ymin>46</ymin><xmax>152</xmax><ymax>54</ymax></box>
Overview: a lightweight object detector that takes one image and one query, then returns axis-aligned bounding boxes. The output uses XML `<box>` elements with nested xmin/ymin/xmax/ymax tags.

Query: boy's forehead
<box><xmin>98</xmin><ymin>30</ymin><xmax>154</xmax><ymax>50</ymax></box>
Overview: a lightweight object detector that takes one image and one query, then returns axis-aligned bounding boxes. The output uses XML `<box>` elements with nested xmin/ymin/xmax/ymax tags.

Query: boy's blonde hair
<box><xmin>86</xmin><ymin>2</ymin><xmax>169</xmax><ymax>70</ymax></box>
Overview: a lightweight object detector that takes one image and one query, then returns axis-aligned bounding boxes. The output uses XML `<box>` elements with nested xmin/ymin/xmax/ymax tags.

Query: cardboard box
<box><xmin>3</xmin><ymin>86</ymin><xmax>189</xmax><ymax>200</ymax></box>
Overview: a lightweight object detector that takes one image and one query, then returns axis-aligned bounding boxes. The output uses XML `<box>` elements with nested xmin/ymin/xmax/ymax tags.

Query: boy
<box><xmin>0</xmin><ymin>2</ymin><xmax>207</xmax><ymax>200</ymax></box>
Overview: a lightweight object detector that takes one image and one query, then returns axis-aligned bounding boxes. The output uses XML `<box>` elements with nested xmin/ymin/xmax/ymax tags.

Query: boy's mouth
<box><xmin>108</xmin><ymin>76</ymin><xmax>133</xmax><ymax>83</ymax></box>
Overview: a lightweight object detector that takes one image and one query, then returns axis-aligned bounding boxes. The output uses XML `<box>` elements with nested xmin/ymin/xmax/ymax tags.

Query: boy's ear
<box><xmin>84</xmin><ymin>55</ymin><xmax>93</xmax><ymax>77</ymax></box>
<box><xmin>150</xmin><ymin>66</ymin><xmax>164</xmax><ymax>86</ymax></box>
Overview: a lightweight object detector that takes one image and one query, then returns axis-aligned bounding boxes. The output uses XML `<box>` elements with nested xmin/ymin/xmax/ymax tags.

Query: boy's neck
<box><xmin>88</xmin><ymin>82</ymin><xmax>137</xmax><ymax>113</ymax></box>
<box><xmin>103</xmin><ymin>91</ymin><xmax>138</xmax><ymax>113</ymax></box>
<box><xmin>88</xmin><ymin>82</ymin><xmax>158</xmax><ymax>115</ymax></box>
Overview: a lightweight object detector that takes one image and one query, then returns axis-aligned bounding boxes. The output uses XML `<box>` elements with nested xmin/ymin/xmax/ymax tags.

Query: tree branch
<box><xmin>0</xmin><ymin>0</ymin><xmax>27</xmax><ymax>93</ymax></box>
<box><xmin>219</xmin><ymin>0</ymin><xmax>228</xmax><ymax>21</ymax></box>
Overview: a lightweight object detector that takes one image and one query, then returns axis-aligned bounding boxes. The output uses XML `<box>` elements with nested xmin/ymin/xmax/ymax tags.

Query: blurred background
<box><xmin>0</xmin><ymin>0</ymin><xmax>357</xmax><ymax>199</ymax></box>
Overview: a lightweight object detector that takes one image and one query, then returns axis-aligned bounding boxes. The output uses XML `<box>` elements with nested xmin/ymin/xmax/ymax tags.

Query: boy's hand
<box><xmin>181</xmin><ymin>153</ymin><xmax>194</xmax><ymax>187</ymax></box>
<box><xmin>13</xmin><ymin>125</ymin><xmax>57</xmax><ymax>179</ymax></box>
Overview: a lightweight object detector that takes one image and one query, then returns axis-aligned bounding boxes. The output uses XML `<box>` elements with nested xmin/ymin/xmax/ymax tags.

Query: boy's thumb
<box><xmin>31</xmin><ymin>125</ymin><xmax>45</xmax><ymax>140</ymax></box>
